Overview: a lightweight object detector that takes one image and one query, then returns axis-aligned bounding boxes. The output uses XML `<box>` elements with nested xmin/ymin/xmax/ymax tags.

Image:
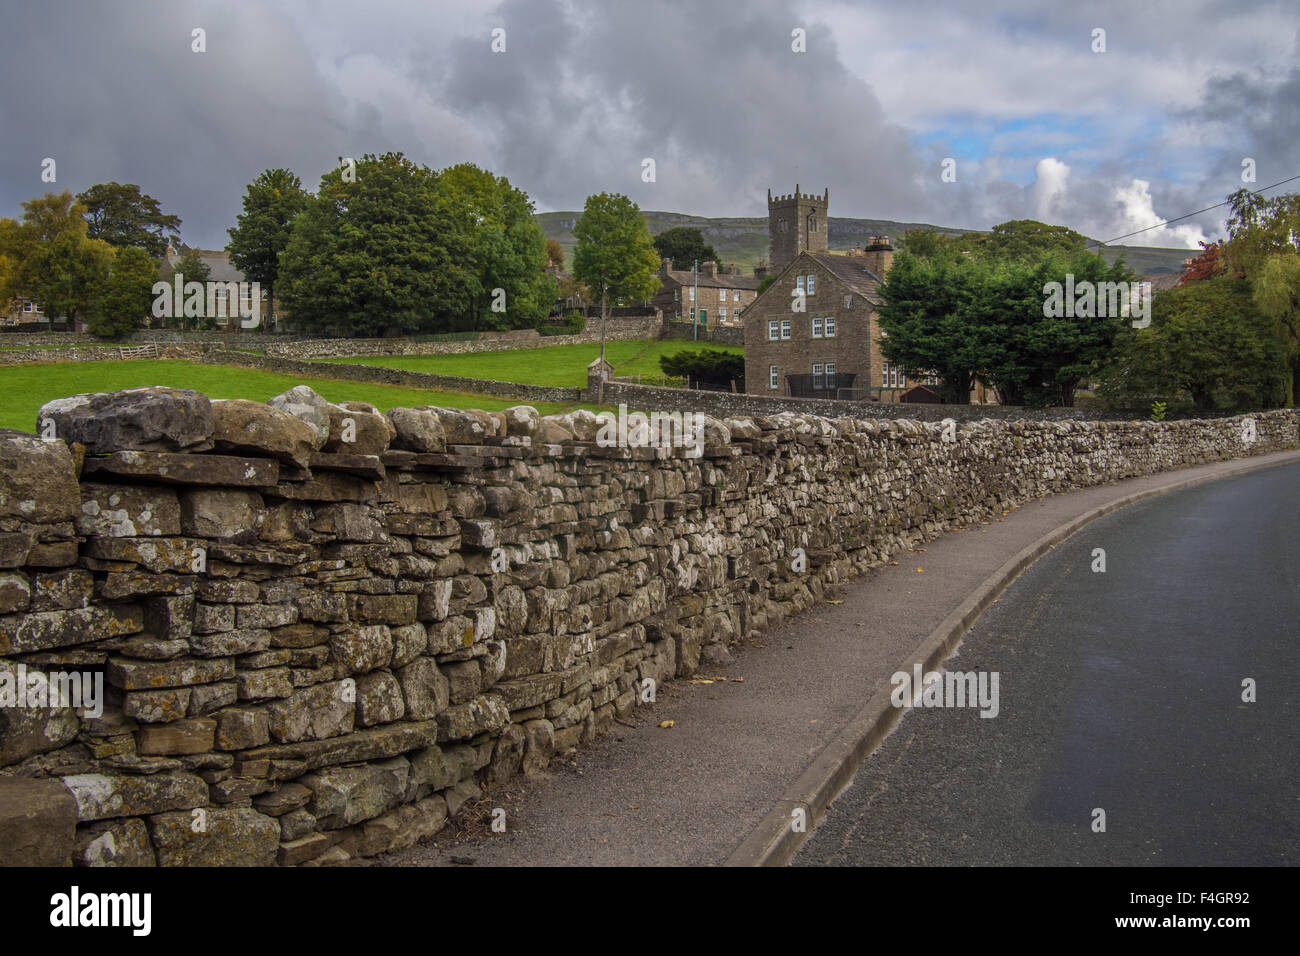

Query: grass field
<box><xmin>322</xmin><ymin>337</ymin><xmax>743</xmax><ymax>386</ymax></box>
<box><xmin>0</xmin><ymin>360</ymin><xmax>589</xmax><ymax>434</ymax></box>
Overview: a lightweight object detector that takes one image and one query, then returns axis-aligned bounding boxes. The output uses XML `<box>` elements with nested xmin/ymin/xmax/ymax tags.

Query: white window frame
<box><xmin>812</xmin><ymin>317</ymin><xmax>823</xmax><ymax>338</ymax></box>
<box><xmin>733</xmin><ymin>290</ymin><xmax>740</xmax><ymax>302</ymax></box>
<box><xmin>812</xmin><ymin>363</ymin><xmax>825</xmax><ymax>390</ymax></box>
<box><xmin>807</xmin><ymin>274</ymin><xmax>816</xmax><ymax>295</ymax></box>
<box><xmin>824</xmin><ymin>316</ymin><xmax>836</xmax><ymax>338</ymax></box>
<box><xmin>826</xmin><ymin>363</ymin><xmax>836</xmax><ymax>390</ymax></box>
<box><xmin>688</xmin><ymin>287</ymin><xmax>695</xmax><ymax>301</ymax></box>
<box><xmin>844</xmin><ymin>295</ymin><xmax>852</xmax><ymax>308</ymax></box>
<box><xmin>719</xmin><ymin>288</ymin><xmax>727</xmax><ymax>302</ymax></box>
<box><xmin>719</xmin><ymin>308</ymin><xmax>727</xmax><ymax>321</ymax></box>
<box><xmin>768</xmin><ymin>320</ymin><xmax>779</xmax><ymax>341</ymax></box>
<box><xmin>780</xmin><ymin>319</ymin><xmax>791</xmax><ymax>340</ymax></box>
<box><xmin>796</xmin><ymin>275</ymin><xmax>805</xmax><ymax>292</ymax></box>
<box><xmin>769</xmin><ymin>365</ymin><xmax>779</xmax><ymax>389</ymax></box>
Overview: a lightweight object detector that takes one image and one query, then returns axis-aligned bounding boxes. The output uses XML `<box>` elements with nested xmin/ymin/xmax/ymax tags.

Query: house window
<box><xmin>807</xmin><ymin>274</ymin><xmax>816</xmax><ymax>295</ymax></box>
<box><xmin>779</xmin><ymin>219</ymin><xmax>788</xmax><ymax>233</ymax></box>
<box><xmin>780</xmin><ymin>319</ymin><xmax>791</xmax><ymax>340</ymax></box>
<box><xmin>22</xmin><ymin>300</ymin><xmax>34</xmax><ymax>313</ymax></box>
<box><xmin>812</xmin><ymin>317</ymin><xmax>823</xmax><ymax>338</ymax></box>
<box><xmin>812</xmin><ymin>363</ymin><xmax>825</xmax><ymax>390</ymax></box>
<box><xmin>844</xmin><ymin>295</ymin><xmax>852</xmax><ymax>308</ymax></box>
<box><xmin>824</xmin><ymin>316</ymin><xmax>836</xmax><ymax>337</ymax></box>
<box><xmin>689</xmin><ymin>287</ymin><xmax>695</xmax><ymax>301</ymax></box>
<box><xmin>769</xmin><ymin>365</ymin><xmax>779</xmax><ymax>389</ymax></box>
<box><xmin>796</xmin><ymin>275</ymin><xmax>805</xmax><ymax>292</ymax></box>
<box><xmin>719</xmin><ymin>308</ymin><xmax>727</xmax><ymax>321</ymax></box>
<box><xmin>768</xmin><ymin>320</ymin><xmax>779</xmax><ymax>341</ymax></box>
<box><xmin>826</xmin><ymin>363</ymin><xmax>836</xmax><ymax>390</ymax></box>
<box><xmin>719</xmin><ymin>288</ymin><xmax>727</xmax><ymax>302</ymax></box>
<box><xmin>809</xmin><ymin>215</ymin><xmax>818</xmax><ymax>233</ymax></box>
<box><xmin>733</xmin><ymin>290</ymin><xmax>740</xmax><ymax>302</ymax></box>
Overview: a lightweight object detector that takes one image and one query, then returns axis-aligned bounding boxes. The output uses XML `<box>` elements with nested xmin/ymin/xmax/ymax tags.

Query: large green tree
<box><xmin>652</xmin><ymin>226</ymin><xmax>718</xmax><ymax>268</ymax></box>
<box><xmin>1221</xmin><ymin>188</ymin><xmax>1300</xmax><ymax>404</ymax></box>
<box><xmin>437</xmin><ymin>163</ymin><xmax>556</xmax><ymax>331</ymax></box>
<box><xmin>227</xmin><ymin>168</ymin><xmax>309</xmax><ymax>331</ymax></box>
<box><xmin>572</xmin><ymin>193</ymin><xmax>660</xmax><ymax>392</ymax></box>
<box><xmin>76</xmin><ymin>182</ymin><xmax>181</xmax><ymax>259</ymax></box>
<box><xmin>88</xmin><ymin>246</ymin><xmax>155</xmax><ymax>339</ymax></box>
<box><xmin>878</xmin><ymin>248</ymin><xmax>1133</xmax><ymax>406</ymax></box>
<box><xmin>875</xmin><ymin>251</ymin><xmax>990</xmax><ymax>403</ymax></box>
<box><xmin>9</xmin><ymin>192</ymin><xmax>115</xmax><ymax>327</ymax></box>
<box><xmin>1102</xmin><ymin>278</ymin><xmax>1288</xmax><ymax>411</ymax></box>
<box><xmin>280</xmin><ymin>153</ymin><xmax>474</xmax><ymax>336</ymax></box>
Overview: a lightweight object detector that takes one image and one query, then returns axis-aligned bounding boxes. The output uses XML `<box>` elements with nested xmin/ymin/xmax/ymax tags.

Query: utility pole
<box><xmin>692</xmin><ymin>259</ymin><xmax>699</xmax><ymax>342</ymax></box>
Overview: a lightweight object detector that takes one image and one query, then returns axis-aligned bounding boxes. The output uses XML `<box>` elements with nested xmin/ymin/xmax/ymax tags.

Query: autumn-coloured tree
<box><xmin>1177</xmin><ymin>241</ymin><xmax>1235</xmax><ymax>285</ymax></box>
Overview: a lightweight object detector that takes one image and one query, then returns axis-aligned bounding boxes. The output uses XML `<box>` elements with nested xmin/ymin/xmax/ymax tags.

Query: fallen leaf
<box><xmin>732</xmin><ymin>677</ymin><xmax>744</xmax><ymax>683</ymax></box>
<box><xmin>688</xmin><ymin>679</ymin><xmax>715</xmax><ymax>685</ymax></box>
<box><xmin>916</xmin><ymin>567</ymin><xmax>925</xmax><ymax>573</ymax></box>
<box><xmin>889</xmin><ymin>561</ymin><xmax>900</xmax><ymax>566</ymax></box>
<box><xmin>659</xmin><ymin>720</ymin><xmax>675</xmax><ymax>729</ymax></box>
<box><xmin>827</xmin><ymin>599</ymin><xmax>844</xmax><ymax>605</ymax></box>
<box><xmin>855</xmin><ymin>622</ymin><xmax>865</xmax><ymax>627</ymax></box>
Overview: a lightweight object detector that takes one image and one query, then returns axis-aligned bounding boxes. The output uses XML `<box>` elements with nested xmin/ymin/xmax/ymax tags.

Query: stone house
<box><xmin>743</xmin><ymin>239</ymin><xmax>920</xmax><ymax>399</ymax></box>
<box><xmin>651</xmin><ymin>259</ymin><xmax>764</xmax><ymax>328</ymax></box>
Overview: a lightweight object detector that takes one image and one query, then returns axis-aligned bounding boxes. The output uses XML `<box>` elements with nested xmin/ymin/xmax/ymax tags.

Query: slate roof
<box><xmin>806</xmin><ymin>252</ymin><xmax>884</xmax><ymax>302</ymax></box>
<box><xmin>660</xmin><ymin>267</ymin><xmax>762</xmax><ymax>291</ymax></box>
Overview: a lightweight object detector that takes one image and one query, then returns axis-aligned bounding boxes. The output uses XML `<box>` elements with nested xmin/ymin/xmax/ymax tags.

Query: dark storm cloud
<box><xmin>1</xmin><ymin>0</ymin><xmax>1296</xmax><ymax>249</ymax></box>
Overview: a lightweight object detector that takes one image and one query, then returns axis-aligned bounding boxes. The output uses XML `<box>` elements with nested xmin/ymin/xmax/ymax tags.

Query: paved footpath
<box><xmin>376</xmin><ymin>450</ymin><xmax>1300</xmax><ymax>867</ymax></box>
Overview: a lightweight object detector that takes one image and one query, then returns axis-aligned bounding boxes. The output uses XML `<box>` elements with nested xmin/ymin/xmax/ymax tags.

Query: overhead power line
<box><xmin>1086</xmin><ymin>172</ymin><xmax>1300</xmax><ymax>248</ymax></box>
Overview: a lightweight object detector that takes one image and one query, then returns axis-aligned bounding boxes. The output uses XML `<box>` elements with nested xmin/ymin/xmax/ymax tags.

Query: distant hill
<box><xmin>535</xmin><ymin>210</ymin><xmax>1192</xmax><ymax>277</ymax></box>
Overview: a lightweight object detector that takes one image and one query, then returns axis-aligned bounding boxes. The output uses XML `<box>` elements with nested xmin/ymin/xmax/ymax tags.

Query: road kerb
<box><xmin>722</xmin><ymin>449</ymin><xmax>1300</xmax><ymax>867</ymax></box>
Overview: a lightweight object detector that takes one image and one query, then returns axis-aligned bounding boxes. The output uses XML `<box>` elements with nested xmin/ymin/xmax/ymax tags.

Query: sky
<box><xmin>1</xmin><ymin>0</ymin><xmax>1297</xmax><ymax>251</ymax></box>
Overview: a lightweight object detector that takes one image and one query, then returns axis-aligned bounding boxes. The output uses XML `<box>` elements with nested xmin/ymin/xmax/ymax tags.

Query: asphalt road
<box><xmin>795</xmin><ymin>461</ymin><xmax>1300</xmax><ymax>866</ymax></box>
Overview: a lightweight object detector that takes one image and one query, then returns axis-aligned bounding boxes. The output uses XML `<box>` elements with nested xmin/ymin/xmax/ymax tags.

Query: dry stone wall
<box><xmin>265</xmin><ymin>315</ymin><xmax>664</xmax><ymax>360</ymax></box>
<box><xmin>0</xmin><ymin>384</ymin><xmax>1294</xmax><ymax>867</ymax></box>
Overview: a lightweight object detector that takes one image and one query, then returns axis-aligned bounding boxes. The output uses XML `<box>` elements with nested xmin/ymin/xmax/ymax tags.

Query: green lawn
<box><xmin>0</xmin><ymin>360</ymin><xmax>589</xmax><ymax>434</ymax></box>
<box><xmin>322</xmin><ymin>337</ymin><xmax>743</xmax><ymax>386</ymax></box>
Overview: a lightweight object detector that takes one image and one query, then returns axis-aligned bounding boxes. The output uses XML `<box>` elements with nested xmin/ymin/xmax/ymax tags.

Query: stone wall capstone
<box><xmin>0</xmin><ymin>384</ymin><xmax>1294</xmax><ymax>866</ymax></box>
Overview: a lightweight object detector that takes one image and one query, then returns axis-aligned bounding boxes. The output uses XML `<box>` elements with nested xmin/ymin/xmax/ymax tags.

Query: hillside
<box><xmin>536</xmin><ymin>210</ymin><xmax>1192</xmax><ymax>276</ymax></box>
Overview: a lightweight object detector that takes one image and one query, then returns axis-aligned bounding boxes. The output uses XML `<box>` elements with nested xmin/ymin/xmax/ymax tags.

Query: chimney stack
<box><xmin>862</xmin><ymin>236</ymin><xmax>894</xmax><ymax>277</ymax></box>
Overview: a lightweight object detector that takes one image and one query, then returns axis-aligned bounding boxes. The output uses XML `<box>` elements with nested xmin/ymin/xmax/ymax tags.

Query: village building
<box><xmin>743</xmin><ymin>185</ymin><xmax>990</xmax><ymax>403</ymax></box>
<box><xmin>651</xmin><ymin>258</ymin><xmax>765</xmax><ymax>327</ymax></box>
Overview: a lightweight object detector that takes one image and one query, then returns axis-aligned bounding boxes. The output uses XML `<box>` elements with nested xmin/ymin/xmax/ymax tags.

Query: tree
<box><xmin>1221</xmin><ymin>188</ymin><xmax>1300</xmax><ymax>404</ymax></box>
<box><xmin>545</xmin><ymin>238</ymin><xmax>566</xmax><ymax>269</ymax></box>
<box><xmin>982</xmin><ymin>219</ymin><xmax>1088</xmax><ymax>262</ymax></box>
<box><xmin>76</xmin><ymin>182</ymin><xmax>180</xmax><ymax>259</ymax></box>
<box><xmin>227</xmin><ymin>169</ymin><xmax>309</xmax><ymax>332</ymax></box>
<box><xmin>10</xmin><ymin>192</ymin><xmax>115</xmax><ymax>327</ymax></box>
<box><xmin>652</xmin><ymin>227</ymin><xmax>718</xmax><ymax>268</ymax></box>
<box><xmin>659</xmin><ymin>348</ymin><xmax>744</xmax><ymax>388</ymax></box>
<box><xmin>88</xmin><ymin>246</ymin><xmax>155</xmax><ymax>339</ymax></box>
<box><xmin>572</xmin><ymin>193</ymin><xmax>661</xmax><ymax>397</ymax></box>
<box><xmin>437</xmin><ymin>163</ymin><xmax>556</xmax><ymax>331</ymax></box>
<box><xmin>1178</xmin><ymin>241</ymin><xmax>1232</xmax><ymax>285</ymax></box>
<box><xmin>1102</xmin><ymin>278</ymin><xmax>1288</xmax><ymax>411</ymax></box>
<box><xmin>876</xmin><ymin>251</ymin><xmax>989</xmax><ymax>403</ymax></box>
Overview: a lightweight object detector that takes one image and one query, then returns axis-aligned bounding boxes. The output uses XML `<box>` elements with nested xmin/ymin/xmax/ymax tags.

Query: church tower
<box><xmin>768</xmin><ymin>185</ymin><xmax>828</xmax><ymax>274</ymax></box>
